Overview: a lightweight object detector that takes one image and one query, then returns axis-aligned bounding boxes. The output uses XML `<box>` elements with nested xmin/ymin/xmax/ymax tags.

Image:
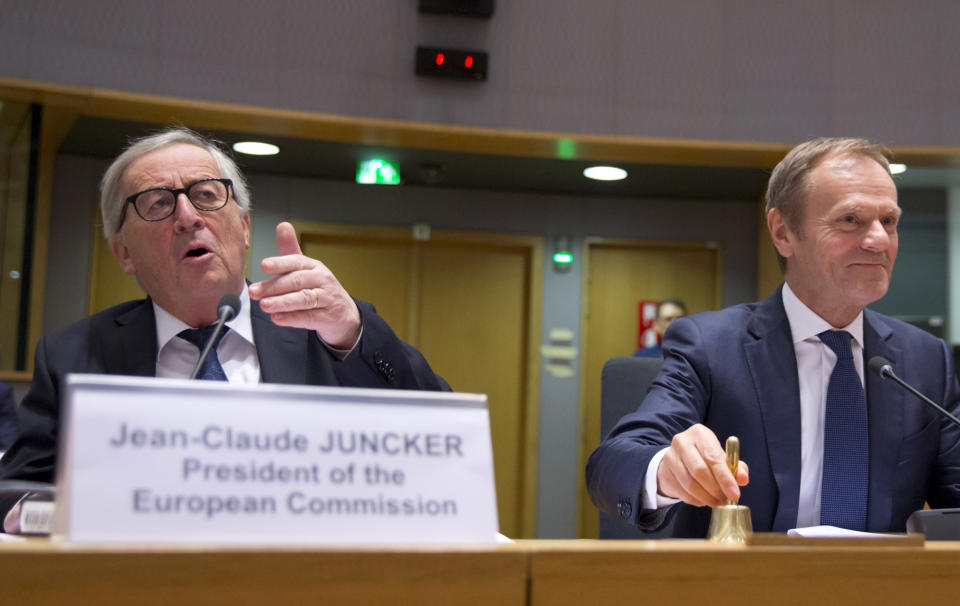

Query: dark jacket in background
<box><xmin>0</xmin><ymin>383</ymin><xmax>17</xmax><ymax>451</ymax></box>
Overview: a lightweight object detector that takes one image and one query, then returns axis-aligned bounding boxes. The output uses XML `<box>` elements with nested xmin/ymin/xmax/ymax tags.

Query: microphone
<box><xmin>868</xmin><ymin>356</ymin><xmax>960</xmax><ymax>428</ymax></box>
<box><xmin>189</xmin><ymin>294</ymin><xmax>241</xmax><ymax>380</ymax></box>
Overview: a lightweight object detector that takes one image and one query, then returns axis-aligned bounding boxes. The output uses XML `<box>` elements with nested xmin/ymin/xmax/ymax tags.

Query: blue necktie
<box><xmin>177</xmin><ymin>325</ymin><xmax>229</xmax><ymax>381</ymax></box>
<box><xmin>818</xmin><ymin>330</ymin><xmax>868</xmax><ymax>530</ymax></box>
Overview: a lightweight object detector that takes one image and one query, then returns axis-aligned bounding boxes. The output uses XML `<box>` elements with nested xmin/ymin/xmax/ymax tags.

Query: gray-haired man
<box><xmin>0</xmin><ymin>128</ymin><xmax>446</xmax><ymax>531</ymax></box>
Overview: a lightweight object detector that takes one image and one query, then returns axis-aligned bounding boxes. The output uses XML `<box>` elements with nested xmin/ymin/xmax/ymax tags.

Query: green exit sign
<box><xmin>356</xmin><ymin>159</ymin><xmax>400</xmax><ymax>185</ymax></box>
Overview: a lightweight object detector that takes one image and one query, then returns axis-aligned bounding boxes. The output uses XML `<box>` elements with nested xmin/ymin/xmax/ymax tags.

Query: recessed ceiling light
<box><xmin>889</xmin><ymin>163</ymin><xmax>907</xmax><ymax>175</ymax></box>
<box><xmin>583</xmin><ymin>165</ymin><xmax>627</xmax><ymax>181</ymax></box>
<box><xmin>233</xmin><ymin>141</ymin><xmax>279</xmax><ymax>156</ymax></box>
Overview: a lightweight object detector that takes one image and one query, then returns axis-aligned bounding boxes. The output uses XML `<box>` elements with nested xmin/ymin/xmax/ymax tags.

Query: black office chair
<box><xmin>597</xmin><ymin>356</ymin><xmax>677</xmax><ymax>539</ymax></box>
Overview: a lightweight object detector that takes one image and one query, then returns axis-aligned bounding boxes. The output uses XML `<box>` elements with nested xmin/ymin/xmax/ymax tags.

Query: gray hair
<box><xmin>99</xmin><ymin>127</ymin><xmax>251</xmax><ymax>238</ymax></box>
<box><xmin>764</xmin><ymin>137</ymin><xmax>891</xmax><ymax>271</ymax></box>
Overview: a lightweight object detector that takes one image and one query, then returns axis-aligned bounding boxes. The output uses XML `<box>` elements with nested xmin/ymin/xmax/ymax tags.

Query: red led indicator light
<box><xmin>464</xmin><ymin>56</ymin><xmax>474</xmax><ymax>69</ymax></box>
<box><xmin>435</xmin><ymin>53</ymin><xmax>445</xmax><ymax>66</ymax></box>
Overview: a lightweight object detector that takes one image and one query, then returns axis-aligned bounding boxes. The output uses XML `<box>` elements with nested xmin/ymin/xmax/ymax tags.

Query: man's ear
<box><xmin>767</xmin><ymin>208</ymin><xmax>795</xmax><ymax>259</ymax></box>
<box><xmin>242</xmin><ymin>212</ymin><xmax>250</xmax><ymax>249</ymax></box>
<box><xmin>110</xmin><ymin>233</ymin><xmax>137</xmax><ymax>276</ymax></box>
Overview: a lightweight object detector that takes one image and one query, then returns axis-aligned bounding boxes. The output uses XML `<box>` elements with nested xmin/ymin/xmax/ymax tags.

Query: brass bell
<box><xmin>707</xmin><ymin>436</ymin><xmax>753</xmax><ymax>543</ymax></box>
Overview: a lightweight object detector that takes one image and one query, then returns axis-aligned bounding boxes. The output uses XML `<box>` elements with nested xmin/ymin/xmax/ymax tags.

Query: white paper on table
<box><xmin>0</xmin><ymin>533</ymin><xmax>27</xmax><ymax>543</ymax></box>
<box><xmin>788</xmin><ymin>525</ymin><xmax>904</xmax><ymax>539</ymax></box>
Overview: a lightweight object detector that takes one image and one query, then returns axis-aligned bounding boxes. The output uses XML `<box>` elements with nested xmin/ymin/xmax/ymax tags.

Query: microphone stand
<box><xmin>870</xmin><ymin>357</ymin><xmax>960</xmax><ymax>428</ymax></box>
<box><xmin>869</xmin><ymin>356</ymin><xmax>960</xmax><ymax>539</ymax></box>
<box><xmin>189</xmin><ymin>295</ymin><xmax>240</xmax><ymax>380</ymax></box>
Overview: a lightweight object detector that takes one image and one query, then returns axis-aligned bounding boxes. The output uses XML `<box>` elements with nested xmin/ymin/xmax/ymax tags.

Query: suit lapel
<box><xmin>742</xmin><ymin>288</ymin><xmax>802</xmax><ymax>531</ymax></box>
<box><xmin>250</xmin><ymin>297</ymin><xmax>337</xmax><ymax>385</ymax></box>
<box><xmin>100</xmin><ymin>296</ymin><xmax>337</xmax><ymax>384</ymax></box>
<box><xmin>862</xmin><ymin>310</ymin><xmax>901</xmax><ymax>532</ymax></box>
<box><xmin>104</xmin><ymin>300</ymin><xmax>158</xmax><ymax>376</ymax></box>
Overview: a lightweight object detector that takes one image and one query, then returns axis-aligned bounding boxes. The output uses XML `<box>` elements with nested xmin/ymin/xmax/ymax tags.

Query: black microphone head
<box><xmin>868</xmin><ymin>356</ymin><xmax>893</xmax><ymax>379</ymax></box>
<box><xmin>217</xmin><ymin>294</ymin><xmax>241</xmax><ymax>322</ymax></box>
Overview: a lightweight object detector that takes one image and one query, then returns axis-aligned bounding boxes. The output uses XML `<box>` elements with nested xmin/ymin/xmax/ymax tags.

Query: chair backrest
<box><xmin>600</xmin><ymin>356</ymin><xmax>663</xmax><ymax>438</ymax></box>
<box><xmin>597</xmin><ymin>356</ymin><xmax>675</xmax><ymax>539</ymax></box>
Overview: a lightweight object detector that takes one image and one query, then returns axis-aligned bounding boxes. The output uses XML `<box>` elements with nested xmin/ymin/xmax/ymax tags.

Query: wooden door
<box><xmin>578</xmin><ymin>239</ymin><xmax>722</xmax><ymax>537</ymax></box>
<box><xmin>299</xmin><ymin>235</ymin><xmax>413</xmax><ymax>337</ymax></box>
<box><xmin>417</xmin><ymin>243</ymin><xmax>532</xmax><ymax>536</ymax></box>
<box><xmin>300</xmin><ymin>223</ymin><xmax>542</xmax><ymax>538</ymax></box>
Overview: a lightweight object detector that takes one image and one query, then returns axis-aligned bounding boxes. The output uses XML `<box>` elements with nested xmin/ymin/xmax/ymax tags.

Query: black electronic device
<box><xmin>415</xmin><ymin>46</ymin><xmax>488</xmax><ymax>81</ymax></box>
<box><xmin>419</xmin><ymin>0</ymin><xmax>494</xmax><ymax>18</ymax></box>
<box><xmin>907</xmin><ymin>508</ymin><xmax>960</xmax><ymax>540</ymax></box>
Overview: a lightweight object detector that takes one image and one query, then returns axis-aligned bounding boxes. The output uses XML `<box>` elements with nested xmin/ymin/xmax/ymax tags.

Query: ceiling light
<box><xmin>233</xmin><ymin>141</ymin><xmax>279</xmax><ymax>156</ymax></box>
<box><xmin>889</xmin><ymin>163</ymin><xmax>907</xmax><ymax>175</ymax></box>
<box><xmin>583</xmin><ymin>166</ymin><xmax>627</xmax><ymax>181</ymax></box>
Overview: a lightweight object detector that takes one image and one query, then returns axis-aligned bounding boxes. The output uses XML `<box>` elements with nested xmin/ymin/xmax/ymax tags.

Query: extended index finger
<box><xmin>275</xmin><ymin>221</ymin><xmax>303</xmax><ymax>257</ymax></box>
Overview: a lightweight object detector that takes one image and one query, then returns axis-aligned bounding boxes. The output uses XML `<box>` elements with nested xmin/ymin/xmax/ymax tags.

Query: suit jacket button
<box><xmin>373</xmin><ymin>353</ymin><xmax>396</xmax><ymax>383</ymax></box>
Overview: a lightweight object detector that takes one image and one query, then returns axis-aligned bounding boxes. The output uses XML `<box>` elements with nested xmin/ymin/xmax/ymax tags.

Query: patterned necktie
<box><xmin>817</xmin><ymin>330</ymin><xmax>868</xmax><ymax>530</ymax></box>
<box><xmin>177</xmin><ymin>325</ymin><xmax>230</xmax><ymax>381</ymax></box>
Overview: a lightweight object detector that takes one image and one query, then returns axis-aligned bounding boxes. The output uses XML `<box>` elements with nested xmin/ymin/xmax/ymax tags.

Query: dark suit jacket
<box><xmin>0</xmin><ymin>383</ymin><xmax>17</xmax><ymax>451</ymax></box>
<box><xmin>586</xmin><ymin>286</ymin><xmax>960</xmax><ymax>536</ymax></box>
<box><xmin>0</xmin><ymin>296</ymin><xmax>447</xmax><ymax>516</ymax></box>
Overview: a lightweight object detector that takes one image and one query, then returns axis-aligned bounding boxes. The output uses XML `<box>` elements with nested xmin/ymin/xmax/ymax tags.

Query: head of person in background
<box><xmin>653</xmin><ymin>299</ymin><xmax>686</xmax><ymax>338</ymax></box>
<box><xmin>634</xmin><ymin>299</ymin><xmax>686</xmax><ymax>358</ymax></box>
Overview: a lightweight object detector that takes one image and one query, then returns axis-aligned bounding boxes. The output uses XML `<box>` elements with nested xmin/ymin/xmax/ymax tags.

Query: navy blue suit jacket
<box><xmin>586</xmin><ymin>287</ymin><xmax>960</xmax><ymax>536</ymax></box>
<box><xmin>0</xmin><ymin>296</ymin><xmax>447</xmax><ymax>516</ymax></box>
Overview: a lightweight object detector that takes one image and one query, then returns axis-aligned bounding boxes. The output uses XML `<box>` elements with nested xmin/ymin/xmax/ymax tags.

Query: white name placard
<box><xmin>55</xmin><ymin>374</ymin><xmax>498</xmax><ymax>544</ymax></box>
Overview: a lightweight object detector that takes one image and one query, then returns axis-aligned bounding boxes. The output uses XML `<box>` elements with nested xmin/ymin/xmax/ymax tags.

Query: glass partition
<box><xmin>0</xmin><ymin>100</ymin><xmax>36</xmax><ymax>371</ymax></box>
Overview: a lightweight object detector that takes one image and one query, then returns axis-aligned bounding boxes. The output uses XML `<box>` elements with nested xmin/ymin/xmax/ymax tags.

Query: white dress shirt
<box><xmin>155</xmin><ymin>285</ymin><xmax>261</xmax><ymax>383</ymax></box>
<box><xmin>643</xmin><ymin>282</ymin><xmax>865</xmax><ymax>528</ymax></box>
<box><xmin>154</xmin><ymin>285</ymin><xmax>360</xmax><ymax>383</ymax></box>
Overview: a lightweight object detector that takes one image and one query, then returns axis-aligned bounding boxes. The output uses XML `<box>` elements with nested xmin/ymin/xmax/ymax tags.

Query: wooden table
<box><xmin>1</xmin><ymin>541</ymin><xmax>528</xmax><ymax>606</ymax></box>
<box><xmin>526</xmin><ymin>539</ymin><xmax>960</xmax><ymax>606</ymax></box>
<box><xmin>5</xmin><ymin>538</ymin><xmax>960</xmax><ymax>605</ymax></box>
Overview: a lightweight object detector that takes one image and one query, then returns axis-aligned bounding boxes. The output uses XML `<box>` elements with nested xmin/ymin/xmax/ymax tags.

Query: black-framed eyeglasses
<box><xmin>122</xmin><ymin>178</ymin><xmax>234</xmax><ymax>226</ymax></box>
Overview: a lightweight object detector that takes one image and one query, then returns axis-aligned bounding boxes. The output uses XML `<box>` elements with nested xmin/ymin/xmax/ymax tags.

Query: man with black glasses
<box><xmin>0</xmin><ymin>127</ymin><xmax>447</xmax><ymax>531</ymax></box>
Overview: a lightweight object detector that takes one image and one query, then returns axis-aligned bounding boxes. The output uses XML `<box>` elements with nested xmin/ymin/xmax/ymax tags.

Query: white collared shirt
<box><xmin>644</xmin><ymin>283</ymin><xmax>865</xmax><ymax>527</ymax></box>
<box><xmin>154</xmin><ymin>284</ymin><xmax>261</xmax><ymax>383</ymax></box>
